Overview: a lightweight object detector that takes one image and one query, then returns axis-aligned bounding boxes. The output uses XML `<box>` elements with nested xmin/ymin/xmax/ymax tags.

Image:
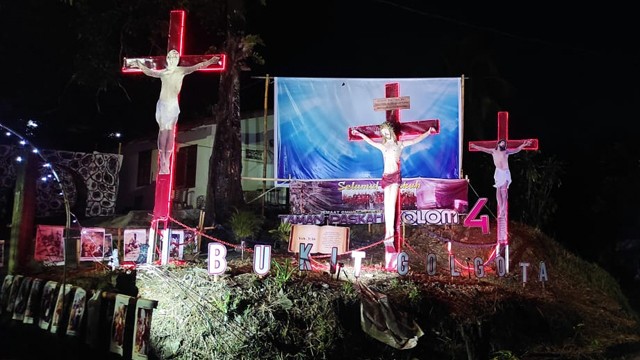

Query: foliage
<box><xmin>228</xmin><ymin>207</ymin><xmax>263</xmax><ymax>242</ymax></box>
<box><xmin>271</xmin><ymin>258</ymin><xmax>295</xmax><ymax>288</ymax></box>
<box><xmin>511</xmin><ymin>151</ymin><xmax>564</xmax><ymax>231</ymax></box>
<box><xmin>489</xmin><ymin>350</ymin><xmax>520</xmax><ymax>360</ymax></box>
<box><xmin>340</xmin><ymin>281</ymin><xmax>358</xmax><ymax>303</ymax></box>
<box><xmin>268</xmin><ymin>221</ymin><xmax>292</xmax><ymax>243</ymax></box>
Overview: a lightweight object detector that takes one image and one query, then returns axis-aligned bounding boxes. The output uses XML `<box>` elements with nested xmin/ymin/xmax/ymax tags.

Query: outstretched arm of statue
<box><xmin>351</xmin><ymin>128</ymin><xmax>384</xmax><ymax>151</ymax></box>
<box><xmin>507</xmin><ymin>139</ymin><xmax>533</xmax><ymax>155</ymax></box>
<box><xmin>134</xmin><ymin>60</ymin><xmax>162</xmax><ymax>78</ymax></box>
<box><xmin>403</xmin><ymin>126</ymin><xmax>437</xmax><ymax>147</ymax></box>
<box><xmin>182</xmin><ymin>55</ymin><xmax>221</xmax><ymax>75</ymax></box>
<box><xmin>469</xmin><ymin>143</ymin><xmax>494</xmax><ymax>154</ymax></box>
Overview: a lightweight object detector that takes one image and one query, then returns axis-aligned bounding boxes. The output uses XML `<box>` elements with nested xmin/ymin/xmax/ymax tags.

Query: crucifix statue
<box><xmin>121</xmin><ymin>9</ymin><xmax>225</xmax><ymax>223</ymax></box>
<box><xmin>349</xmin><ymin>83</ymin><xmax>439</xmax><ymax>271</ymax></box>
<box><xmin>468</xmin><ymin>111</ymin><xmax>538</xmax><ymax>246</ymax></box>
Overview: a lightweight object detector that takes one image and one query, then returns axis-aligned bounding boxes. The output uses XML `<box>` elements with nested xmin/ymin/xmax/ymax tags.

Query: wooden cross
<box><xmin>121</xmin><ymin>10</ymin><xmax>225</xmax><ymax>264</ymax></box>
<box><xmin>348</xmin><ymin>82</ymin><xmax>440</xmax><ymax>268</ymax></box>
<box><xmin>468</xmin><ymin>111</ymin><xmax>538</xmax><ymax>244</ymax></box>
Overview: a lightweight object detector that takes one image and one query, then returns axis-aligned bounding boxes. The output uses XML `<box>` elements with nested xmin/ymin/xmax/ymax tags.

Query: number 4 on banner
<box><xmin>463</xmin><ymin>198</ymin><xmax>489</xmax><ymax>234</ymax></box>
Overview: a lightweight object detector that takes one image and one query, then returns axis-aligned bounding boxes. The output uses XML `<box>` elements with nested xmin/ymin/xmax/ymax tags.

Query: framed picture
<box><xmin>12</xmin><ymin>276</ymin><xmax>33</xmax><ymax>321</ymax></box>
<box><xmin>6</xmin><ymin>275</ymin><xmax>23</xmax><ymax>313</ymax></box>
<box><xmin>123</xmin><ymin>229</ymin><xmax>148</xmax><ymax>263</ymax></box>
<box><xmin>110</xmin><ymin>294</ymin><xmax>131</xmax><ymax>355</ymax></box>
<box><xmin>0</xmin><ymin>275</ymin><xmax>14</xmax><ymax>314</ymax></box>
<box><xmin>103</xmin><ymin>234</ymin><xmax>114</xmax><ymax>260</ymax></box>
<box><xmin>34</xmin><ymin>225</ymin><xmax>65</xmax><ymax>262</ymax></box>
<box><xmin>23</xmin><ymin>277</ymin><xmax>45</xmax><ymax>324</ymax></box>
<box><xmin>66</xmin><ymin>287</ymin><xmax>87</xmax><ymax>336</ymax></box>
<box><xmin>0</xmin><ymin>240</ymin><xmax>4</xmax><ymax>267</ymax></box>
<box><xmin>168</xmin><ymin>229</ymin><xmax>184</xmax><ymax>260</ymax></box>
<box><xmin>50</xmin><ymin>283</ymin><xmax>73</xmax><ymax>334</ymax></box>
<box><xmin>80</xmin><ymin>227</ymin><xmax>106</xmax><ymax>261</ymax></box>
<box><xmin>132</xmin><ymin>298</ymin><xmax>158</xmax><ymax>360</ymax></box>
<box><xmin>39</xmin><ymin>280</ymin><xmax>58</xmax><ymax>331</ymax></box>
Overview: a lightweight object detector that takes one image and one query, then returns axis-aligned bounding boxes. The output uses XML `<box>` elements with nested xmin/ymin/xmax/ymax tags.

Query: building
<box><xmin>116</xmin><ymin>112</ymin><xmax>286</xmax><ymax>215</ymax></box>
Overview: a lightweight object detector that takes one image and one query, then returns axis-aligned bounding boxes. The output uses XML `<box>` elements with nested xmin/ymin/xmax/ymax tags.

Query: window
<box><xmin>136</xmin><ymin>150</ymin><xmax>152</xmax><ymax>186</ymax></box>
<box><xmin>175</xmin><ymin>145</ymin><xmax>197</xmax><ymax>189</ymax></box>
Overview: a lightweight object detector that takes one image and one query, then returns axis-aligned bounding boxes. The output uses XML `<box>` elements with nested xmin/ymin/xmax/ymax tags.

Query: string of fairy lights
<box><xmin>0</xmin><ymin>121</ymin><xmax>79</xmax><ymax>225</ymax></box>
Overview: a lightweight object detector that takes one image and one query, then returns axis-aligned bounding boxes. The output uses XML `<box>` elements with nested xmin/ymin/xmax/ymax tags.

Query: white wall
<box><xmin>117</xmin><ymin>115</ymin><xmax>280</xmax><ymax>213</ymax></box>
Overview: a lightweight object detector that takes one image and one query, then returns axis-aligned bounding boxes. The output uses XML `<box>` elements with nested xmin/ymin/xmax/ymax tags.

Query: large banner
<box><xmin>274</xmin><ymin>77</ymin><xmax>462</xmax><ymax>183</ymax></box>
<box><xmin>288</xmin><ymin>178</ymin><xmax>468</xmax><ymax>214</ymax></box>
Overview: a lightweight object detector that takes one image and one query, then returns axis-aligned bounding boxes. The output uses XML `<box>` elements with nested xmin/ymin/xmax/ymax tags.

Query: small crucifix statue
<box><xmin>468</xmin><ymin>111</ymin><xmax>538</xmax><ymax>246</ymax></box>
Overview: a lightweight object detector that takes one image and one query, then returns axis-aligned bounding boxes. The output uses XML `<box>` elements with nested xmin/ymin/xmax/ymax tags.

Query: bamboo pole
<box><xmin>262</xmin><ymin>74</ymin><xmax>270</xmax><ymax>216</ymax></box>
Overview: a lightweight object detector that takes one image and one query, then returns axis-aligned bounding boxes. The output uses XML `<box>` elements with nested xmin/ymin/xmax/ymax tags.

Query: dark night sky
<box><xmin>2</xmin><ymin>1</ymin><xmax>640</xmax><ymax>263</ymax></box>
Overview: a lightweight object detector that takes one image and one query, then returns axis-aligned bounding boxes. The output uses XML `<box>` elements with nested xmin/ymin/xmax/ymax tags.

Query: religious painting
<box><xmin>183</xmin><ymin>230</ymin><xmax>198</xmax><ymax>259</ymax></box>
<box><xmin>110</xmin><ymin>294</ymin><xmax>131</xmax><ymax>356</ymax></box>
<box><xmin>11</xmin><ymin>276</ymin><xmax>33</xmax><ymax>321</ymax></box>
<box><xmin>23</xmin><ymin>277</ymin><xmax>44</xmax><ymax>324</ymax></box>
<box><xmin>103</xmin><ymin>233</ymin><xmax>114</xmax><ymax>260</ymax></box>
<box><xmin>6</xmin><ymin>274</ymin><xmax>23</xmax><ymax>313</ymax></box>
<box><xmin>132</xmin><ymin>298</ymin><xmax>157</xmax><ymax>360</ymax></box>
<box><xmin>66</xmin><ymin>287</ymin><xmax>87</xmax><ymax>336</ymax></box>
<box><xmin>80</xmin><ymin>227</ymin><xmax>106</xmax><ymax>261</ymax></box>
<box><xmin>124</xmin><ymin>229</ymin><xmax>149</xmax><ymax>263</ymax></box>
<box><xmin>34</xmin><ymin>225</ymin><xmax>65</xmax><ymax>262</ymax></box>
<box><xmin>0</xmin><ymin>240</ymin><xmax>4</xmax><ymax>267</ymax></box>
<box><xmin>0</xmin><ymin>274</ymin><xmax>13</xmax><ymax>314</ymax></box>
<box><xmin>50</xmin><ymin>283</ymin><xmax>73</xmax><ymax>334</ymax></box>
<box><xmin>38</xmin><ymin>280</ymin><xmax>58</xmax><ymax>330</ymax></box>
<box><xmin>167</xmin><ymin>229</ymin><xmax>184</xmax><ymax>260</ymax></box>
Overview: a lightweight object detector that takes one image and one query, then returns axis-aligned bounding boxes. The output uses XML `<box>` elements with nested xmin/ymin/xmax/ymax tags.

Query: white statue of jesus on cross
<box><xmin>133</xmin><ymin>49</ymin><xmax>220</xmax><ymax>174</ymax></box>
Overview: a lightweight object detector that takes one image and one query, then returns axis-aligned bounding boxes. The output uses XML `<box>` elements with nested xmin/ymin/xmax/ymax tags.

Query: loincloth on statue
<box><xmin>493</xmin><ymin>168</ymin><xmax>512</xmax><ymax>188</ymax></box>
<box><xmin>381</xmin><ymin>171</ymin><xmax>401</xmax><ymax>189</ymax></box>
<box><xmin>155</xmin><ymin>100</ymin><xmax>180</xmax><ymax>130</ymax></box>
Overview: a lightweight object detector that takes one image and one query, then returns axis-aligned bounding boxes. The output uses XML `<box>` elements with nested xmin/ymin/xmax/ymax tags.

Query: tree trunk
<box><xmin>204</xmin><ymin>33</ymin><xmax>245</xmax><ymax>227</ymax></box>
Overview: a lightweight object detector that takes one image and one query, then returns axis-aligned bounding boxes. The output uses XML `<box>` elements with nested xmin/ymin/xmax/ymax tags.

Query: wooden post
<box><xmin>197</xmin><ymin>210</ymin><xmax>205</xmax><ymax>252</ymax></box>
<box><xmin>262</xmin><ymin>74</ymin><xmax>270</xmax><ymax>216</ymax></box>
<box><xmin>8</xmin><ymin>151</ymin><xmax>37</xmax><ymax>273</ymax></box>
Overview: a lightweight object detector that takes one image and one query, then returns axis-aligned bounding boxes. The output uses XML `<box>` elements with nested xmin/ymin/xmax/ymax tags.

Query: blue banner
<box><xmin>275</xmin><ymin>77</ymin><xmax>462</xmax><ymax>183</ymax></box>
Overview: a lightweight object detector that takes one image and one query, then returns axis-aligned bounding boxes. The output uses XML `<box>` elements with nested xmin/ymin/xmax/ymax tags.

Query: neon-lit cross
<box><xmin>348</xmin><ymin>83</ymin><xmax>440</xmax><ymax>271</ymax></box>
<box><xmin>121</xmin><ymin>10</ymin><xmax>225</xmax><ymax>264</ymax></box>
<box><xmin>122</xmin><ymin>10</ymin><xmax>226</xmax><ymax>224</ymax></box>
<box><xmin>122</xmin><ymin>10</ymin><xmax>226</xmax><ymax>74</ymax></box>
<box><xmin>468</xmin><ymin>111</ymin><xmax>538</xmax><ymax>269</ymax></box>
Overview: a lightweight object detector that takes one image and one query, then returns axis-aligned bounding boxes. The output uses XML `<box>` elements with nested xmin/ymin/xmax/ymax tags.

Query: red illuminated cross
<box><xmin>467</xmin><ymin>111</ymin><xmax>538</xmax><ymax>153</ymax></box>
<box><xmin>121</xmin><ymin>10</ymin><xmax>225</xmax><ymax>225</ymax></box>
<box><xmin>348</xmin><ymin>82</ymin><xmax>440</xmax><ymax>264</ymax></box>
<box><xmin>121</xmin><ymin>10</ymin><xmax>226</xmax><ymax>73</ymax></box>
